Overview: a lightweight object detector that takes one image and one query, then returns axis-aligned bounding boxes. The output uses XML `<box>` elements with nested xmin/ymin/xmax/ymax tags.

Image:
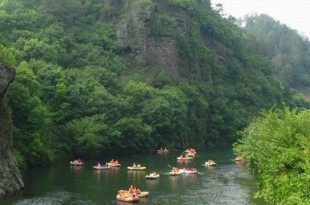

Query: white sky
<box><xmin>211</xmin><ymin>0</ymin><xmax>310</xmax><ymax>38</ymax></box>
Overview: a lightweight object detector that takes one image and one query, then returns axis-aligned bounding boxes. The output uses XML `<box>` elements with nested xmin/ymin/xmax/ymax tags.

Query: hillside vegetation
<box><xmin>242</xmin><ymin>14</ymin><xmax>310</xmax><ymax>100</ymax></box>
<box><xmin>0</xmin><ymin>0</ymin><xmax>307</xmax><ymax>166</ymax></box>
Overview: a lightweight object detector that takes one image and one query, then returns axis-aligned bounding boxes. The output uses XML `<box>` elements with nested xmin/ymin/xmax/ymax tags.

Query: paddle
<box><xmin>167</xmin><ymin>164</ymin><xmax>173</xmax><ymax>169</ymax></box>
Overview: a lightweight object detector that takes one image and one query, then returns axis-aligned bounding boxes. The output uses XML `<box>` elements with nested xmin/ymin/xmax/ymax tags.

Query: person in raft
<box><xmin>119</xmin><ymin>190</ymin><xmax>126</xmax><ymax>198</ymax></box>
<box><xmin>172</xmin><ymin>167</ymin><xmax>179</xmax><ymax>172</ymax></box>
<box><xmin>128</xmin><ymin>185</ymin><xmax>134</xmax><ymax>194</ymax></box>
<box><xmin>135</xmin><ymin>187</ymin><xmax>141</xmax><ymax>193</ymax></box>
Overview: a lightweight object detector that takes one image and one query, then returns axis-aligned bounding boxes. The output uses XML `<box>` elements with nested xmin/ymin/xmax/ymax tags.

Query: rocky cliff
<box><xmin>0</xmin><ymin>59</ymin><xmax>24</xmax><ymax>195</ymax></box>
<box><xmin>100</xmin><ymin>0</ymin><xmax>190</xmax><ymax>80</ymax></box>
<box><xmin>102</xmin><ymin>0</ymin><xmax>212</xmax><ymax>81</ymax></box>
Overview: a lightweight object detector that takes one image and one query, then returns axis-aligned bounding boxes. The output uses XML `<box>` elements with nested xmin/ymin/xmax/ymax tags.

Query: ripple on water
<box><xmin>175</xmin><ymin>164</ymin><xmax>257</xmax><ymax>205</ymax></box>
<box><xmin>14</xmin><ymin>191</ymin><xmax>95</xmax><ymax>205</ymax></box>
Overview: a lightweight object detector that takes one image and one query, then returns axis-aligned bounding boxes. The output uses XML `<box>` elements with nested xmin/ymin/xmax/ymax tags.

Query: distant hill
<box><xmin>242</xmin><ymin>14</ymin><xmax>310</xmax><ymax>100</ymax></box>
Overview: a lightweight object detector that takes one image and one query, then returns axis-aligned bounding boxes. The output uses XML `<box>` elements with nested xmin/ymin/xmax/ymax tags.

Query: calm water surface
<box><xmin>0</xmin><ymin>149</ymin><xmax>266</xmax><ymax>205</ymax></box>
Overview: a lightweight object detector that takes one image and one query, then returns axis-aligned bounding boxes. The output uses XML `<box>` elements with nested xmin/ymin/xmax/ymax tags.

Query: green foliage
<box><xmin>0</xmin><ymin>46</ymin><xmax>19</xmax><ymax>68</ymax></box>
<box><xmin>234</xmin><ymin>107</ymin><xmax>310</xmax><ymax>204</ymax></box>
<box><xmin>42</xmin><ymin>0</ymin><xmax>84</xmax><ymax>25</ymax></box>
<box><xmin>64</xmin><ymin>115</ymin><xmax>111</xmax><ymax>155</ymax></box>
<box><xmin>7</xmin><ymin>62</ymin><xmax>53</xmax><ymax>165</ymax></box>
<box><xmin>0</xmin><ymin>0</ymin><xmax>307</xmax><ymax>167</ymax></box>
<box><xmin>114</xmin><ymin>117</ymin><xmax>153</xmax><ymax>151</ymax></box>
<box><xmin>13</xmin><ymin>149</ymin><xmax>26</xmax><ymax>168</ymax></box>
<box><xmin>167</xmin><ymin>0</ymin><xmax>195</xmax><ymax>10</ymax></box>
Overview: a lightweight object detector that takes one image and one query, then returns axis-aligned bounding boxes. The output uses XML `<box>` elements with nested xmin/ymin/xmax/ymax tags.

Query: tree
<box><xmin>42</xmin><ymin>0</ymin><xmax>84</xmax><ymax>25</ymax></box>
<box><xmin>64</xmin><ymin>115</ymin><xmax>111</xmax><ymax>155</ymax></box>
<box><xmin>7</xmin><ymin>62</ymin><xmax>53</xmax><ymax>165</ymax></box>
<box><xmin>113</xmin><ymin>117</ymin><xmax>153</xmax><ymax>152</ymax></box>
<box><xmin>234</xmin><ymin>107</ymin><xmax>310</xmax><ymax>204</ymax></box>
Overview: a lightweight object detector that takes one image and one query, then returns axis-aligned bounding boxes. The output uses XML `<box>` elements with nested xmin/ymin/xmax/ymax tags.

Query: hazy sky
<box><xmin>211</xmin><ymin>0</ymin><xmax>310</xmax><ymax>38</ymax></box>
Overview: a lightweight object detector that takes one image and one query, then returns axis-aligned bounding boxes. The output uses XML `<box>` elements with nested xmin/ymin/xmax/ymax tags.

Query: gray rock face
<box><xmin>0</xmin><ymin>59</ymin><xmax>24</xmax><ymax>195</ymax></box>
<box><xmin>115</xmin><ymin>1</ymin><xmax>182</xmax><ymax>79</ymax></box>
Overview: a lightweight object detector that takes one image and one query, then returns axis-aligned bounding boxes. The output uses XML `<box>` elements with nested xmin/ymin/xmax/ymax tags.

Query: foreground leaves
<box><xmin>234</xmin><ymin>107</ymin><xmax>310</xmax><ymax>204</ymax></box>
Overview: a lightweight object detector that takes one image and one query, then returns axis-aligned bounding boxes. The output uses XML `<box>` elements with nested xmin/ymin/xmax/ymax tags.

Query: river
<box><xmin>0</xmin><ymin>149</ymin><xmax>266</xmax><ymax>205</ymax></box>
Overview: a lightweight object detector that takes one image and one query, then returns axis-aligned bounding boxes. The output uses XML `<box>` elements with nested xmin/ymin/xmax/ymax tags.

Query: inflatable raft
<box><xmin>107</xmin><ymin>162</ymin><xmax>121</xmax><ymax>167</ymax></box>
<box><xmin>93</xmin><ymin>165</ymin><xmax>110</xmax><ymax>170</ymax></box>
<box><xmin>70</xmin><ymin>161</ymin><xmax>83</xmax><ymax>166</ymax></box>
<box><xmin>145</xmin><ymin>173</ymin><xmax>160</xmax><ymax>179</ymax></box>
<box><xmin>116</xmin><ymin>193</ymin><xmax>139</xmax><ymax>202</ymax></box>
<box><xmin>169</xmin><ymin>169</ymin><xmax>184</xmax><ymax>176</ymax></box>
<box><xmin>127</xmin><ymin>166</ymin><xmax>146</xmax><ymax>171</ymax></box>
<box><xmin>205</xmin><ymin>161</ymin><xmax>217</xmax><ymax>166</ymax></box>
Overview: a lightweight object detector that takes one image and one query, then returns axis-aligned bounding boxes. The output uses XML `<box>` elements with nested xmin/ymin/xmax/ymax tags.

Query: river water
<box><xmin>0</xmin><ymin>149</ymin><xmax>266</xmax><ymax>205</ymax></box>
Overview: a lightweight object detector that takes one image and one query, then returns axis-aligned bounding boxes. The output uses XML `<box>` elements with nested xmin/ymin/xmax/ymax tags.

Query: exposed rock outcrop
<box><xmin>0</xmin><ymin>59</ymin><xmax>24</xmax><ymax>195</ymax></box>
<box><xmin>111</xmin><ymin>0</ymin><xmax>212</xmax><ymax>81</ymax></box>
<box><xmin>114</xmin><ymin>0</ymin><xmax>182</xmax><ymax>79</ymax></box>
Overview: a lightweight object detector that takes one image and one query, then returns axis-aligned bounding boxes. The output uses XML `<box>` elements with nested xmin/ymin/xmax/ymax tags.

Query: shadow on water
<box><xmin>0</xmin><ymin>149</ymin><xmax>267</xmax><ymax>205</ymax></box>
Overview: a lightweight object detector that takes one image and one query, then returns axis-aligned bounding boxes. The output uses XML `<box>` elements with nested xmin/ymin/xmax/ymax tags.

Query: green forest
<box><xmin>0</xmin><ymin>1</ymin><xmax>309</xmax><ymax>203</ymax></box>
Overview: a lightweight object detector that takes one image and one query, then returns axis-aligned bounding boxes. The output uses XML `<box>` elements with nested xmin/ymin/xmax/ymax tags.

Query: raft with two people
<box><xmin>70</xmin><ymin>159</ymin><xmax>84</xmax><ymax>166</ymax></box>
<box><xmin>119</xmin><ymin>190</ymin><xmax>149</xmax><ymax>198</ymax></box>
<box><xmin>107</xmin><ymin>159</ymin><xmax>121</xmax><ymax>167</ymax></box>
<box><xmin>205</xmin><ymin>159</ymin><xmax>217</xmax><ymax>166</ymax></box>
<box><xmin>116</xmin><ymin>185</ymin><xmax>149</xmax><ymax>202</ymax></box>
<box><xmin>184</xmin><ymin>148</ymin><xmax>197</xmax><ymax>157</ymax></box>
<box><xmin>177</xmin><ymin>154</ymin><xmax>193</xmax><ymax>161</ymax></box>
<box><xmin>126</xmin><ymin>185</ymin><xmax>149</xmax><ymax>198</ymax></box>
<box><xmin>182</xmin><ymin>167</ymin><xmax>198</xmax><ymax>174</ymax></box>
<box><xmin>127</xmin><ymin>163</ymin><xmax>146</xmax><ymax>171</ymax></box>
<box><xmin>93</xmin><ymin>163</ymin><xmax>111</xmax><ymax>170</ymax></box>
<box><xmin>169</xmin><ymin>167</ymin><xmax>185</xmax><ymax>176</ymax></box>
<box><xmin>145</xmin><ymin>172</ymin><xmax>160</xmax><ymax>179</ymax></box>
<box><xmin>157</xmin><ymin>147</ymin><xmax>169</xmax><ymax>154</ymax></box>
<box><xmin>116</xmin><ymin>191</ymin><xmax>139</xmax><ymax>203</ymax></box>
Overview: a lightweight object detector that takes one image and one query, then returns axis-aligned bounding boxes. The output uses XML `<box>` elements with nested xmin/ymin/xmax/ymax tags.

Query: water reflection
<box><xmin>168</xmin><ymin>174</ymin><xmax>180</xmax><ymax>191</ymax></box>
<box><xmin>177</xmin><ymin>159</ymin><xmax>189</xmax><ymax>166</ymax></box>
<box><xmin>70</xmin><ymin>165</ymin><xmax>82</xmax><ymax>171</ymax></box>
<box><xmin>94</xmin><ymin>170</ymin><xmax>102</xmax><ymax>182</ymax></box>
<box><xmin>139</xmin><ymin>197</ymin><xmax>149</xmax><ymax>205</ymax></box>
<box><xmin>235</xmin><ymin>160</ymin><xmax>245</xmax><ymax>166</ymax></box>
<box><xmin>145</xmin><ymin>177</ymin><xmax>159</xmax><ymax>189</ymax></box>
<box><xmin>70</xmin><ymin>165</ymin><xmax>82</xmax><ymax>176</ymax></box>
<box><xmin>127</xmin><ymin>170</ymin><xmax>146</xmax><ymax>183</ymax></box>
<box><xmin>205</xmin><ymin>165</ymin><xmax>215</xmax><ymax>174</ymax></box>
<box><xmin>107</xmin><ymin>167</ymin><xmax>120</xmax><ymax>180</ymax></box>
<box><xmin>116</xmin><ymin>201</ymin><xmax>134</xmax><ymax>205</ymax></box>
